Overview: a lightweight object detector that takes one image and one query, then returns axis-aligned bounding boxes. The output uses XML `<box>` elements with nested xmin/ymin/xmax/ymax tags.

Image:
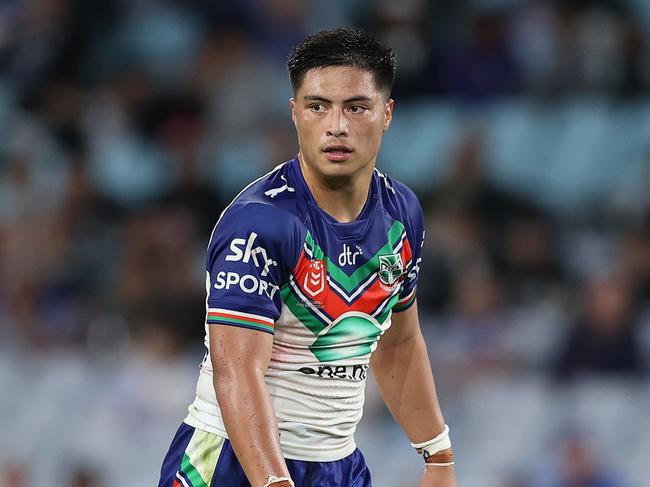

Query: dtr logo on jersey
<box><xmin>377</xmin><ymin>254</ymin><xmax>404</xmax><ymax>286</ymax></box>
<box><xmin>338</xmin><ymin>244</ymin><xmax>362</xmax><ymax>266</ymax></box>
<box><xmin>304</xmin><ymin>259</ymin><xmax>325</xmax><ymax>298</ymax></box>
<box><xmin>225</xmin><ymin>232</ymin><xmax>278</xmax><ymax>276</ymax></box>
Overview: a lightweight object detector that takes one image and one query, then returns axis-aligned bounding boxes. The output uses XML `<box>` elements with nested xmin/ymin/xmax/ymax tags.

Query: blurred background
<box><xmin>1</xmin><ymin>0</ymin><xmax>650</xmax><ymax>486</ymax></box>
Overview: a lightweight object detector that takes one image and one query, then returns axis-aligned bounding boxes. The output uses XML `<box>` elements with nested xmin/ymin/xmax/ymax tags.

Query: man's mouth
<box><xmin>322</xmin><ymin>145</ymin><xmax>353</xmax><ymax>161</ymax></box>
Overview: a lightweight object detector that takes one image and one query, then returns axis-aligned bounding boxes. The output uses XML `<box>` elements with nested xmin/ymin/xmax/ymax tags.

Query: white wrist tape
<box><xmin>424</xmin><ymin>461</ymin><xmax>455</xmax><ymax>468</ymax></box>
<box><xmin>262</xmin><ymin>476</ymin><xmax>294</xmax><ymax>487</ymax></box>
<box><xmin>410</xmin><ymin>424</ymin><xmax>452</xmax><ymax>460</ymax></box>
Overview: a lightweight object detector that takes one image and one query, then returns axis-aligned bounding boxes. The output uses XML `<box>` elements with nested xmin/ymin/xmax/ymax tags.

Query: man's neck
<box><xmin>298</xmin><ymin>155</ymin><xmax>374</xmax><ymax>223</ymax></box>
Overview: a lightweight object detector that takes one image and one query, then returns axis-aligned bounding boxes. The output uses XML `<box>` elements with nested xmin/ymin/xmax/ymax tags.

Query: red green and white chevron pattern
<box><xmin>280</xmin><ymin>220</ymin><xmax>413</xmax><ymax>361</ymax></box>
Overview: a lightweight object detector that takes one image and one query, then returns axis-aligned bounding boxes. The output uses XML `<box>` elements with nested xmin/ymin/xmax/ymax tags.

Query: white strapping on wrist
<box><xmin>262</xmin><ymin>476</ymin><xmax>295</xmax><ymax>487</ymax></box>
<box><xmin>425</xmin><ymin>461</ymin><xmax>455</xmax><ymax>469</ymax></box>
<box><xmin>410</xmin><ymin>424</ymin><xmax>452</xmax><ymax>459</ymax></box>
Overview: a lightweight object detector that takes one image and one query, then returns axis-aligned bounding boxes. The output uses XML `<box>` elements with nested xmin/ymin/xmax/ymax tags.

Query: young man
<box><xmin>159</xmin><ymin>28</ymin><xmax>457</xmax><ymax>487</ymax></box>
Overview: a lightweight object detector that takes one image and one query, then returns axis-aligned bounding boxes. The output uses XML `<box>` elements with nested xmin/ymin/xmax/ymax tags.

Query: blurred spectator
<box><xmin>420</xmin><ymin>204</ymin><xmax>487</xmax><ymax>313</ymax></box>
<box><xmin>0</xmin><ymin>461</ymin><xmax>28</xmax><ymax>487</ymax></box>
<box><xmin>529</xmin><ymin>431</ymin><xmax>627</xmax><ymax>487</ymax></box>
<box><xmin>497</xmin><ymin>208</ymin><xmax>566</xmax><ymax>305</ymax></box>
<box><xmin>106</xmin><ymin>307</ymin><xmax>194</xmax><ymax>430</ymax></box>
<box><xmin>248</xmin><ymin>0</ymin><xmax>308</xmax><ymax>61</ymax></box>
<box><xmin>432</xmin><ymin>261</ymin><xmax>515</xmax><ymax>387</ymax></box>
<box><xmin>554</xmin><ymin>274</ymin><xmax>645</xmax><ymax>380</ymax></box>
<box><xmin>115</xmin><ymin>205</ymin><xmax>205</xmax><ymax>329</ymax></box>
<box><xmin>66</xmin><ymin>465</ymin><xmax>102</xmax><ymax>487</ymax></box>
<box><xmin>428</xmin><ymin>9</ymin><xmax>522</xmax><ymax>101</ymax></box>
<box><xmin>619</xmin><ymin>227</ymin><xmax>650</xmax><ymax>301</ymax></box>
<box><xmin>425</xmin><ymin>129</ymin><xmax>538</xmax><ymax>245</ymax></box>
<box><xmin>358</xmin><ymin>0</ymin><xmax>432</xmax><ymax>97</ymax></box>
<box><xmin>420</xmin><ymin>129</ymin><xmax>545</xmax><ymax>310</ymax></box>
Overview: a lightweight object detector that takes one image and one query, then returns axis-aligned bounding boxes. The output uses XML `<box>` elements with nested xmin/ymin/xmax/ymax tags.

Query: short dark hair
<box><xmin>287</xmin><ymin>28</ymin><xmax>396</xmax><ymax>97</ymax></box>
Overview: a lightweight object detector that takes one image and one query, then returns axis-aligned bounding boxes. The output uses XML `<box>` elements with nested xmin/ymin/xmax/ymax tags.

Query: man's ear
<box><xmin>289</xmin><ymin>98</ymin><xmax>297</xmax><ymax>126</ymax></box>
<box><xmin>383</xmin><ymin>98</ymin><xmax>394</xmax><ymax>132</ymax></box>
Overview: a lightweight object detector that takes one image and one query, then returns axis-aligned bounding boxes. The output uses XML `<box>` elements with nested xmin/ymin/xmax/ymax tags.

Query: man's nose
<box><xmin>326</xmin><ymin>109</ymin><xmax>348</xmax><ymax>137</ymax></box>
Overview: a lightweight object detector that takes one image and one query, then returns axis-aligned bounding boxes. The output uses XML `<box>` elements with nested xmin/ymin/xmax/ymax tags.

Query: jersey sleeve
<box><xmin>205</xmin><ymin>203</ymin><xmax>301</xmax><ymax>334</ymax></box>
<box><xmin>394</xmin><ymin>191</ymin><xmax>425</xmax><ymax>313</ymax></box>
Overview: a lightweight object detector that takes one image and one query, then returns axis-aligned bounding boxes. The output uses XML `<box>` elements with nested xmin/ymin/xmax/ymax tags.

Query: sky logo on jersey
<box><xmin>225</xmin><ymin>232</ymin><xmax>278</xmax><ymax>277</ymax></box>
<box><xmin>378</xmin><ymin>254</ymin><xmax>404</xmax><ymax>287</ymax></box>
<box><xmin>303</xmin><ymin>259</ymin><xmax>325</xmax><ymax>298</ymax></box>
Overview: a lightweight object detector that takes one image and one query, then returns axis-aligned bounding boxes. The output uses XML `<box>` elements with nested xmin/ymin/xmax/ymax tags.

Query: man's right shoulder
<box><xmin>217</xmin><ymin>199</ymin><xmax>299</xmax><ymax>238</ymax></box>
<box><xmin>228</xmin><ymin>161</ymin><xmax>298</xmax><ymax>216</ymax></box>
<box><xmin>209</xmin><ymin>162</ymin><xmax>303</xmax><ymax>248</ymax></box>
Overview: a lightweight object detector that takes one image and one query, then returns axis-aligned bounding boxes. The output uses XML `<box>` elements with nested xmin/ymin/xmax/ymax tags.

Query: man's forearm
<box><xmin>372</xmin><ymin>331</ymin><xmax>457</xmax><ymax>485</ymax></box>
<box><xmin>371</xmin><ymin>331</ymin><xmax>445</xmax><ymax>442</ymax></box>
<box><xmin>214</xmin><ymin>371</ymin><xmax>290</xmax><ymax>486</ymax></box>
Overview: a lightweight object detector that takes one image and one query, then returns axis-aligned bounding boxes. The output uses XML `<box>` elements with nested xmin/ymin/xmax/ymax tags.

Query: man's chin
<box><xmin>301</xmin><ymin>153</ymin><xmax>372</xmax><ymax>181</ymax></box>
<box><xmin>318</xmin><ymin>154</ymin><xmax>358</xmax><ymax>171</ymax></box>
<box><xmin>319</xmin><ymin>161</ymin><xmax>357</xmax><ymax>179</ymax></box>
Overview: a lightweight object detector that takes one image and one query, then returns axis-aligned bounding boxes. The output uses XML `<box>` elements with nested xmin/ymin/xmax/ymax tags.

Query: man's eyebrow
<box><xmin>343</xmin><ymin>96</ymin><xmax>372</xmax><ymax>103</ymax></box>
<box><xmin>302</xmin><ymin>95</ymin><xmax>373</xmax><ymax>103</ymax></box>
<box><xmin>303</xmin><ymin>95</ymin><xmax>331</xmax><ymax>103</ymax></box>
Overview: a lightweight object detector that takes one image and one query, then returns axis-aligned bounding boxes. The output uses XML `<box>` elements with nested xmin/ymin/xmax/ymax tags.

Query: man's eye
<box><xmin>349</xmin><ymin>105</ymin><xmax>367</xmax><ymax>113</ymax></box>
<box><xmin>309</xmin><ymin>104</ymin><xmax>325</xmax><ymax>112</ymax></box>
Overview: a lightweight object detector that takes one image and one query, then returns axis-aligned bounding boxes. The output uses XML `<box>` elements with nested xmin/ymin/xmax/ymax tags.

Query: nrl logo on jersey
<box><xmin>377</xmin><ymin>254</ymin><xmax>404</xmax><ymax>289</ymax></box>
<box><xmin>304</xmin><ymin>259</ymin><xmax>326</xmax><ymax>298</ymax></box>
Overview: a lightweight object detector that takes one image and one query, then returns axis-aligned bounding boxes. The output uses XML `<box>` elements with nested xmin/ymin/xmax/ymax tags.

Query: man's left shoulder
<box><xmin>374</xmin><ymin>168</ymin><xmax>423</xmax><ymax>220</ymax></box>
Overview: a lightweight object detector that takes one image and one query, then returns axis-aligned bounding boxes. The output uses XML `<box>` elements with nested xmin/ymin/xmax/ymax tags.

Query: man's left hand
<box><xmin>419</xmin><ymin>467</ymin><xmax>458</xmax><ymax>487</ymax></box>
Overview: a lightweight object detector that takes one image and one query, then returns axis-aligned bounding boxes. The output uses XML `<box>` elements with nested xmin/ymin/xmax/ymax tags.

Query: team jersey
<box><xmin>184</xmin><ymin>157</ymin><xmax>425</xmax><ymax>462</ymax></box>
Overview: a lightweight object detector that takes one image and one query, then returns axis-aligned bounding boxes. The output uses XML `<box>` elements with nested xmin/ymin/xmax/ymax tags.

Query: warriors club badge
<box><xmin>377</xmin><ymin>254</ymin><xmax>404</xmax><ymax>290</ymax></box>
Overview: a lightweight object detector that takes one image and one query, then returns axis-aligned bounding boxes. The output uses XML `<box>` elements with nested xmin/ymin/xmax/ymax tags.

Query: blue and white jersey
<box><xmin>185</xmin><ymin>158</ymin><xmax>425</xmax><ymax>461</ymax></box>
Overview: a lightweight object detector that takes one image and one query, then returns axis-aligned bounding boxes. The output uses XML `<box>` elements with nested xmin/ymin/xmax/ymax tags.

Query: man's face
<box><xmin>290</xmin><ymin>66</ymin><xmax>393</xmax><ymax>181</ymax></box>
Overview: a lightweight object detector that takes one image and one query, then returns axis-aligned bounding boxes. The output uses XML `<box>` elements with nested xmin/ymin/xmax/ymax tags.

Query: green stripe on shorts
<box><xmin>179</xmin><ymin>429</ymin><xmax>225</xmax><ymax>487</ymax></box>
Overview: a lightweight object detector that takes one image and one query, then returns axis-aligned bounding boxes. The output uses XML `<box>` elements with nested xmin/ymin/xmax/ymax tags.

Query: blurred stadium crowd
<box><xmin>1</xmin><ymin>0</ymin><xmax>650</xmax><ymax>486</ymax></box>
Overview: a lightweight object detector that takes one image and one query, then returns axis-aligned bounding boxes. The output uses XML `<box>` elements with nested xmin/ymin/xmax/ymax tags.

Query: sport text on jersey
<box><xmin>213</xmin><ymin>271</ymin><xmax>279</xmax><ymax>299</ymax></box>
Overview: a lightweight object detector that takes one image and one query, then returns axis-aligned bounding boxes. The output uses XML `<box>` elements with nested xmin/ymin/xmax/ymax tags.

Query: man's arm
<box><xmin>370</xmin><ymin>300</ymin><xmax>457</xmax><ymax>486</ymax></box>
<box><xmin>210</xmin><ymin>325</ymin><xmax>292</xmax><ymax>487</ymax></box>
